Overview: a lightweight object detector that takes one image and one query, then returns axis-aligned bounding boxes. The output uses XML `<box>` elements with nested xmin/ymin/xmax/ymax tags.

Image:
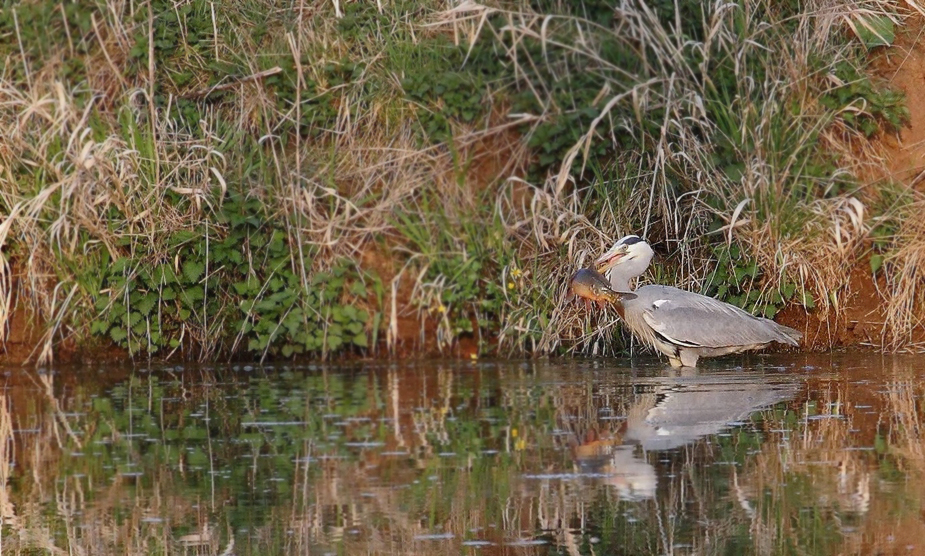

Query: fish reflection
<box><xmin>573</xmin><ymin>372</ymin><xmax>799</xmax><ymax>499</ymax></box>
<box><xmin>574</xmin><ymin>440</ymin><xmax>658</xmax><ymax>500</ymax></box>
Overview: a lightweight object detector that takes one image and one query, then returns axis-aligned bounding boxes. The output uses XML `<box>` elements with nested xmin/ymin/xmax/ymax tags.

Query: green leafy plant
<box><xmin>704</xmin><ymin>241</ymin><xmax>814</xmax><ymax>319</ymax></box>
<box><xmin>400</xmin><ymin>38</ymin><xmax>495</xmax><ymax>143</ymax></box>
<box><xmin>0</xmin><ymin>0</ymin><xmax>98</xmax><ymax>82</ymax></box>
<box><xmin>851</xmin><ymin>14</ymin><xmax>895</xmax><ymax>49</ymax></box>
<box><xmin>90</xmin><ymin>192</ymin><xmax>376</xmax><ymax>358</ymax></box>
<box><xmin>819</xmin><ymin>61</ymin><xmax>909</xmax><ymax>137</ymax></box>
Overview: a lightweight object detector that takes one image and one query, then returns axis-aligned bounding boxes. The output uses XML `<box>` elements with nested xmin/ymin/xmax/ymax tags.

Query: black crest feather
<box><xmin>620</xmin><ymin>235</ymin><xmax>643</xmax><ymax>245</ymax></box>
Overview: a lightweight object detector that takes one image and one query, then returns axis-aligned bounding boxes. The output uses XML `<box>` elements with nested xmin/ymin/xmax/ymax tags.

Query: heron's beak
<box><xmin>594</xmin><ymin>244</ymin><xmax>628</xmax><ymax>274</ymax></box>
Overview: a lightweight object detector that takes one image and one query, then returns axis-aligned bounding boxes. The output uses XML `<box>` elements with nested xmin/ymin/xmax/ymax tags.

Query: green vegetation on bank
<box><xmin>0</xmin><ymin>0</ymin><xmax>920</xmax><ymax>362</ymax></box>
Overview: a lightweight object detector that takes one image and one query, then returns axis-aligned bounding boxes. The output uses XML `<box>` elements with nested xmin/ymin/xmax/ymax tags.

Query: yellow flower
<box><xmin>511</xmin><ymin>428</ymin><xmax>518</xmax><ymax>438</ymax></box>
<box><xmin>515</xmin><ymin>438</ymin><xmax>526</xmax><ymax>451</ymax></box>
<box><xmin>507</xmin><ymin>282</ymin><xmax>515</xmax><ymax>290</ymax></box>
<box><xmin>511</xmin><ymin>267</ymin><xmax>523</xmax><ymax>278</ymax></box>
<box><xmin>437</xmin><ymin>304</ymin><xmax>446</xmax><ymax>313</ymax></box>
<box><xmin>470</xmin><ymin>353</ymin><xmax>478</xmax><ymax>360</ymax></box>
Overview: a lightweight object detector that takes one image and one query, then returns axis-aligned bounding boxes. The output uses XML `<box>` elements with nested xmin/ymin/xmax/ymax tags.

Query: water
<box><xmin>0</xmin><ymin>353</ymin><xmax>922</xmax><ymax>554</ymax></box>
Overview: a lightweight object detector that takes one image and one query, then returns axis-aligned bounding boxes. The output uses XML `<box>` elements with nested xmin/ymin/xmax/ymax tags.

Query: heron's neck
<box><xmin>606</xmin><ymin>246</ymin><xmax>653</xmax><ymax>292</ymax></box>
<box><xmin>608</xmin><ymin>269</ymin><xmax>636</xmax><ymax>293</ymax></box>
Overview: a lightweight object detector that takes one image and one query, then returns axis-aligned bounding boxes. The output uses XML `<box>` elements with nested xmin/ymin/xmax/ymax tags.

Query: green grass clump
<box><xmin>0</xmin><ymin>0</ymin><xmax>98</xmax><ymax>82</ymax></box>
<box><xmin>403</xmin><ymin>61</ymin><xmax>489</xmax><ymax>142</ymax></box>
<box><xmin>392</xmin><ymin>190</ymin><xmax>516</xmax><ymax>353</ymax></box>
<box><xmin>819</xmin><ymin>60</ymin><xmax>910</xmax><ymax>137</ymax></box>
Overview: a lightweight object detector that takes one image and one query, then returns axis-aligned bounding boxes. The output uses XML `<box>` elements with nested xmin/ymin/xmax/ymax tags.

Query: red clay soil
<box><xmin>0</xmin><ymin>279</ymin><xmax>123</xmax><ymax>366</ymax></box>
<box><xmin>2</xmin><ymin>294</ymin><xmax>43</xmax><ymax>365</ymax></box>
<box><xmin>775</xmin><ymin>263</ymin><xmax>889</xmax><ymax>351</ymax></box>
<box><xmin>869</xmin><ymin>19</ymin><xmax>925</xmax><ymax>189</ymax></box>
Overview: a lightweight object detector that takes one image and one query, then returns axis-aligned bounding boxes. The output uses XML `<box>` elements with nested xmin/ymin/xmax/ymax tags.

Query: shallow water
<box><xmin>0</xmin><ymin>353</ymin><xmax>923</xmax><ymax>554</ymax></box>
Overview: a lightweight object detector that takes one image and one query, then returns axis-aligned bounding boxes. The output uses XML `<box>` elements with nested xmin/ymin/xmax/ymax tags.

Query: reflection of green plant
<box><xmin>24</xmin><ymin>359</ymin><xmax>924</xmax><ymax>555</ymax></box>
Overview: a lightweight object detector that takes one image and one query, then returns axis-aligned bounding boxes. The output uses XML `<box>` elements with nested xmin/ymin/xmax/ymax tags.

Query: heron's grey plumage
<box><xmin>595</xmin><ymin>236</ymin><xmax>801</xmax><ymax>367</ymax></box>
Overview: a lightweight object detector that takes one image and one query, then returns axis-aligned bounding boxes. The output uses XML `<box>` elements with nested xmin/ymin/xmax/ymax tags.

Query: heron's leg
<box><xmin>679</xmin><ymin>350</ymin><xmax>699</xmax><ymax>367</ymax></box>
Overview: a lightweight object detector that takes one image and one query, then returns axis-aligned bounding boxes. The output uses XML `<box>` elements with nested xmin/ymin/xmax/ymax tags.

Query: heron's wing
<box><xmin>638</xmin><ymin>287</ymin><xmax>799</xmax><ymax>348</ymax></box>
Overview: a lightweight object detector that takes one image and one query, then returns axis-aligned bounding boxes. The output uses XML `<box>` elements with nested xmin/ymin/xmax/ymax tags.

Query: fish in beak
<box><xmin>569</xmin><ymin>268</ymin><xmax>636</xmax><ymax>308</ymax></box>
<box><xmin>594</xmin><ymin>243</ymin><xmax>629</xmax><ymax>274</ymax></box>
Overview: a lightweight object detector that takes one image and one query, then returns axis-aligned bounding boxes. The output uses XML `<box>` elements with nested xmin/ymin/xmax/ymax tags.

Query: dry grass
<box><xmin>0</xmin><ymin>0</ymin><xmax>476</xmax><ymax>361</ymax></box>
<box><xmin>0</xmin><ymin>0</ymin><xmax>923</xmax><ymax>361</ymax></box>
<box><xmin>0</xmin><ymin>0</ymin><xmax>552</xmax><ymax>361</ymax></box>
<box><xmin>880</xmin><ymin>193</ymin><xmax>925</xmax><ymax>350</ymax></box>
<box><xmin>461</xmin><ymin>0</ymin><xmax>925</xmax><ymax>354</ymax></box>
<box><xmin>0</xmin><ymin>77</ymin><xmax>227</xmax><ymax>362</ymax></box>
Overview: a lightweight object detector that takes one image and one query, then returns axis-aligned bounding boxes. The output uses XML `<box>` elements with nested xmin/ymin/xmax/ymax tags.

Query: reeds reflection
<box><xmin>0</xmin><ymin>355</ymin><xmax>922</xmax><ymax>554</ymax></box>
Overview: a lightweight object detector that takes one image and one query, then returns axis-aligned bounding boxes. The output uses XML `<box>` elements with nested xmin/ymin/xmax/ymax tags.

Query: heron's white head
<box><xmin>594</xmin><ymin>235</ymin><xmax>654</xmax><ymax>291</ymax></box>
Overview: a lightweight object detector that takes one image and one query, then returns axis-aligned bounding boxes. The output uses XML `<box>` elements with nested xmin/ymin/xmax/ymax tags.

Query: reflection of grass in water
<box><xmin>5</xmin><ymin>362</ymin><xmax>925</xmax><ymax>554</ymax></box>
<box><xmin>742</xmin><ymin>395</ymin><xmax>861</xmax><ymax>554</ymax></box>
<box><xmin>0</xmin><ymin>367</ymin><xmax>549</xmax><ymax>554</ymax></box>
<box><xmin>734</xmin><ymin>371</ymin><xmax>925</xmax><ymax>556</ymax></box>
<box><xmin>0</xmin><ymin>394</ymin><xmax>14</xmax><ymax>540</ymax></box>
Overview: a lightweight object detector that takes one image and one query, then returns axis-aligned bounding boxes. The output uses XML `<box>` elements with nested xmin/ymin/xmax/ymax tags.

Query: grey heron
<box><xmin>593</xmin><ymin>235</ymin><xmax>801</xmax><ymax>367</ymax></box>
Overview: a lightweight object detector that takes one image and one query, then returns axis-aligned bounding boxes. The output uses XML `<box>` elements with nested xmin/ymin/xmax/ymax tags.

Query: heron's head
<box><xmin>594</xmin><ymin>235</ymin><xmax>653</xmax><ymax>275</ymax></box>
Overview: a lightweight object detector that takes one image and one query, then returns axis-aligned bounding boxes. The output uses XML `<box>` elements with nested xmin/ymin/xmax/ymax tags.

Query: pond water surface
<box><xmin>0</xmin><ymin>353</ymin><xmax>923</xmax><ymax>555</ymax></box>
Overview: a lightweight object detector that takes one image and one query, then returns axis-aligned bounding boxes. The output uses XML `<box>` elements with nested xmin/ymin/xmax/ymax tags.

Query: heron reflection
<box><xmin>573</xmin><ymin>372</ymin><xmax>799</xmax><ymax>500</ymax></box>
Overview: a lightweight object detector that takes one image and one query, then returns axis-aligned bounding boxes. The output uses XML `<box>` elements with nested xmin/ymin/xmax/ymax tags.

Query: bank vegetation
<box><xmin>0</xmin><ymin>0</ymin><xmax>922</xmax><ymax>364</ymax></box>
